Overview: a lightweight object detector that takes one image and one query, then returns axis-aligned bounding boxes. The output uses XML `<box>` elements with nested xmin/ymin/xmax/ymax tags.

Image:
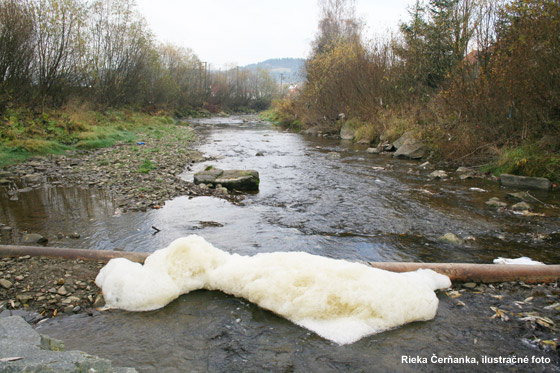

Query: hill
<box><xmin>243</xmin><ymin>58</ymin><xmax>305</xmax><ymax>84</ymax></box>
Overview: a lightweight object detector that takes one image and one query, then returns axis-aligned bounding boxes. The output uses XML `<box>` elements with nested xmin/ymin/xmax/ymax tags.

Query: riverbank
<box><xmin>0</xmin><ymin>116</ymin><xmax>242</xmax><ymax>217</ymax></box>
<box><xmin>262</xmin><ymin>108</ymin><xmax>560</xmax><ymax>184</ymax></box>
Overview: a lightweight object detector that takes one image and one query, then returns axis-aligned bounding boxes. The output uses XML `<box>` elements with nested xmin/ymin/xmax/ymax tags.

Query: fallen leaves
<box><xmin>490</xmin><ymin>307</ymin><xmax>510</xmax><ymax>321</ymax></box>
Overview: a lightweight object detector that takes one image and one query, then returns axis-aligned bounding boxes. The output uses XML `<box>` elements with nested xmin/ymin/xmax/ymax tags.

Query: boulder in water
<box><xmin>194</xmin><ymin>169</ymin><xmax>259</xmax><ymax>191</ymax></box>
<box><xmin>500</xmin><ymin>174</ymin><xmax>551</xmax><ymax>191</ymax></box>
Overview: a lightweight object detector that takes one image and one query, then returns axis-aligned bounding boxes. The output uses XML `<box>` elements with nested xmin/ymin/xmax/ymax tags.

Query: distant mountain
<box><xmin>243</xmin><ymin>58</ymin><xmax>305</xmax><ymax>84</ymax></box>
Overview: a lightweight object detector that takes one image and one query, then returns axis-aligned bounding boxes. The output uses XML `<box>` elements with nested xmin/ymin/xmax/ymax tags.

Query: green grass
<box><xmin>0</xmin><ymin>107</ymin><xmax>192</xmax><ymax>167</ymax></box>
<box><xmin>481</xmin><ymin>144</ymin><xmax>560</xmax><ymax>182</ymax></box>
<box><xmin>137</xmin><ymin>159</ymin><xmax>156</xmax><ymax>173</ymax></box>
<box><xmin>259</xmin><ymin>108</ymin><xmax>302</xmax><ymax>131</ymax></box>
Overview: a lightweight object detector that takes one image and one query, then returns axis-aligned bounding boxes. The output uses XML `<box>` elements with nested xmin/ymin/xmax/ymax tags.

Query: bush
<box><xmin>482</xmin><ymin>144</ymin><xmax>560</xmax><ymax>182</ymax></box>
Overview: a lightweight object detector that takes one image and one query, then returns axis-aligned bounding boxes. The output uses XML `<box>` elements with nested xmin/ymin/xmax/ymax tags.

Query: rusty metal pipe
<box><xmin>1</xmin><ymin>245</ymin><xmax>559</xmax><ymax>284</ymax></box>
<box><xmin>0</xmin><ymin>245</ymin><xmax>148</xmax><ymax>264</ymax></box>
<box><xmin>369</xmin><ymin>262</ymin><xmax>560</xmax><ymax>284</ymax></box>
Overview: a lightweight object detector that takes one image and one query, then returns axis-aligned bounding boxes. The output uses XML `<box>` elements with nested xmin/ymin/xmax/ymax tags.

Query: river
<box><xmin>2</xmin><ymin>115</ymin><xmax>560</xmax><ymax>371</ymax></box>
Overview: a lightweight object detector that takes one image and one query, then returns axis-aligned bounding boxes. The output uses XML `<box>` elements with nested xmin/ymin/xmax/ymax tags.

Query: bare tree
<box><xmin>0</xmin><ymin>0</ymin><xmax>35</xmax><ymax>102</ymax></box>
<box><xmin>32</xmin><ymin>0</ymin><xmax>86</xmax><ymax>105</ymax></box>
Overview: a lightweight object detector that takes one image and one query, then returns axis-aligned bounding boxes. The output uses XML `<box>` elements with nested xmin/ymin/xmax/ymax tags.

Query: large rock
<box><xmin>0</xmin><ymin>316</ymin><xmax>137</xmax><ymax>372</ymax></box>
<box><xmin>194</xmin><ymin>169</ymin><xmax>260</xmax><ymax>191</ymax></box>
<box><xmin>23</xmin><ymin>233</ymin><xmax>48</xmax><ymax>245</ymax></box>
<box><xmin>392</xmin><ymin>131</ymin><xmax>415</xmax><ymax>150</ymax></box>
<box><xmin>456</xmin><ymin>167</ymin><xmax>479</xmax><ymax>180</ymax></box>
<box><xmin>500</xmin><ymin>174</ymin><xmax>552</xmax><ymax>191</ymax></box>
<box><xmin>393</xmin><ymin>140</ymin><xmax>428</xmax><ymax>160</ymax></box>
<box><xmin>429</xmin><ymin>170</ymin><xmax>448</xmax><ymax>180</ymax></box>
<box><xmin>339</xmin><ymin>123</ymin><xmax>355</xmax><ymax>140</ymax></box>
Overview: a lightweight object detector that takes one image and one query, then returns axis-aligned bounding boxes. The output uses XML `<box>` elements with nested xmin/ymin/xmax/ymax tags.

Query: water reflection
<box><xmin>37</xmin><ymin>290</ymin><xmax>559</xmax><ymax>373</ymax></box>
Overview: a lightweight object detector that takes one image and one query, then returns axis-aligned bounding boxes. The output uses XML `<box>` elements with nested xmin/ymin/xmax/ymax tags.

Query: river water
<box><xmin>2</xmin><ymin>116</ymin><xmax>560</xmax><ymax>371</ymax></box>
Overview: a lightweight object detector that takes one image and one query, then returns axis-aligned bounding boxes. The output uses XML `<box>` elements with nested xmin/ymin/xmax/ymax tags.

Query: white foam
<box><xmin>95</xmin><ymin>235</ymin><xmax>451</xmax><ymax>345</ymax></box>
<box><xmin>493</xmin><ymin>256</ymin><xmax>545</xmax><ymax>265</ymax></box>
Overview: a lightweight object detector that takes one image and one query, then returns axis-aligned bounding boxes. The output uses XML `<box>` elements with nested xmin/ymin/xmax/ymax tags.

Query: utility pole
<box><xmin>280</xmin><ymin>73</ymin><xmax>284</xmax><ymax>96</ymax></box>
<box><xmin>203</xmin><ymin>62</ymin><xmax>207</xmax><ymax>94</ymax></box>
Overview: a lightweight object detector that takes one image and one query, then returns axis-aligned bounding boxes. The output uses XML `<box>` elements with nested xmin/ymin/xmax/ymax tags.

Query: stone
<box><xmin>438</xmin><ymin>233</ymin><xmax>463</xmax><ymax>245</ymax></box>
<box><xmin>382</xmin><ymin>143</ymin><xmax>396</xmax><ymax>152</ymax></box>
<box><xmin>339</xmin><ymin>123</ymin><xmax>355</xmax><ymax>140</ymax></box>
<box><xmin>512</xmin><ymin>201</ymin><xmax>532</xmax><ymax>211</ymax></box>
<box><xmin>0</xmin><ymin>179</ymin><xmax>10</xmax><ymax>185</ymax></box>
<box><xmin>199</xmin><ymin>221</ymin><xmax>224</xmax><ymax>228</ymax></box>
<box><xmin>22</xmin><ymin>173</ymin><xmax>42</xmax><ymax>183</ymax></box>
<box><xmin>69</xmin><ymin>232</ymin><xmax>81</xmax><ymax>239</ymax></box>
<box><xmin>486</xmin><ymin>197</ymin><xmax>508</xmax><ymax>209</ymax></box>
<box><xmin>92</xmin><ymin>294</ymin><xmax>105</xmax><ymax>308</ymax></box>
<box><xmin>463</xmin><ymin>282</ymin><xmax>477</xmax><ymax>289</ymax></box>
<box><xmin>57</xmin><ymin>286</ymin><xmax>68</xmax><ymax>296</ymax></box>
<box><xmin>393</xmin><ymin>140</ymin><xmax>427</xmax><ymax>160</ymax></box>
<box><xmin>505</xmin><ymin>191</ymin><xmax>534</xmax><ymax>203</ymax></box>
<box><xmin>16</xmin><ymin>294</ymin><xmax>33</xmax><ymax>304</ymax></box>
<box><xmin>255</xmin><ymin>151</ymin><xmax>264</xmax><ymax>156</ymax></box>
<box><xmin>0</xmin><ymin>278</ymin><xmax>13</xmax><ymax>289</ymax></box>
<box><xmin>0</xmin><ymin>316</ymin><xmax>137</xmax><ymax>372</ymax></box>
<box><xmin>392</xmin><ymin>131</ymin><xmax>415</xmax><ymax>149</ymax></box>
<box><xmin>366</xmin><ymin>147</ymin><xmax>381</xmax><ymax>154</ymax></box>
<box><xmin>500</xmin><ymin>174</ymin><xmax>552</xmax><ymax>191</ymax></box>
<box><xmin>194</xmin><ymin>169</ymin><xmax>260</xmax><ymax>191</ymax></box>
<box><xmin>456</xmin><ymin>167</ymin><xmax>478</xmax><ymax>180</ymax></box>
<box><xmin>327</xmin><ymin>151</ymin><xmax>341</xmax><ymax>159</ymax></box>
<box><xmin>429</xmin><ymin>170</ymin><xmax>448</xmax><ymax>180</ymax></box>
<box><xmin>23</xmin><ymin>233</ymin><xmax>48</xmax><ymax>245</ymax></box>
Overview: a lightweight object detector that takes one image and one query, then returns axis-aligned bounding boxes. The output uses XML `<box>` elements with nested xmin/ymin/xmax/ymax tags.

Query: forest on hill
<box><xmin>243</xmin><ymin>58</ymin><xmax>305</xmax><ymax>84</ymax></box>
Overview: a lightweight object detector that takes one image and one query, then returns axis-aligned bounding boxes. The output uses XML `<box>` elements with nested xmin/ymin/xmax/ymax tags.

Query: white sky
<box><xmin>135</xmin><ymin>0</ymin><xmax>415</xmax><ymax>69</ymax></box>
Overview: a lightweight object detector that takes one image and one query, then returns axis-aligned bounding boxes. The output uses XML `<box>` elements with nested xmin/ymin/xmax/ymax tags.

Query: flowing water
<box><xmin>2</xmin><ymin>116</ymin><xmax>560</xmax><ymax>371</ymax></box>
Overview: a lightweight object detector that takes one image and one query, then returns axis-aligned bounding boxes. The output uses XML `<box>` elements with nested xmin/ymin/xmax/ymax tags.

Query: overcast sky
<box><xmin>135</xmin><ymin>0</ymin><xmax>415</xmax><ymax>69</ymax></box>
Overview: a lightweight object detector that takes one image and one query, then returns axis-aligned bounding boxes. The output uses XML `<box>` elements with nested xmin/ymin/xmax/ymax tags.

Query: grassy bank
<box><xmin>0</xmin><ymin>106</ymin><xmax>193</xmax><ymax>167</ymax></box>
<box><xmin>265</xmin><ymin>102</ymin><xmax>560</xmax><ymax>183</ymax></box>
<box><xmin>481</xmin><ymin>144</ymin><xmax>560</xmax><ymax>182</ymax></box>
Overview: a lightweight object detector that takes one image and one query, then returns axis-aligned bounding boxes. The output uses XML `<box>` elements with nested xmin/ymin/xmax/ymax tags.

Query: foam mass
<box><xmin>95</xmin><ymin>235</ymin><xmax>451</xmax><ymax>345</ymax></box>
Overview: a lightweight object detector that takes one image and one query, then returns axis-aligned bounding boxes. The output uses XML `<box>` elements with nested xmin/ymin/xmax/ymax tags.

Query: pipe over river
<box><xmin>2</xmin><ymin>245</ymin><xmax>559</xmax><ymax>284</ymax></box>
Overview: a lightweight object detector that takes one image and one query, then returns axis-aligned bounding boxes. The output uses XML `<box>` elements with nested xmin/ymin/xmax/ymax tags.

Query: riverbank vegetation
<box><xmin>0</xmin><ymin>0</ymin><xmax>279</xmax><ymax>165</ymax></box>
<box><xmin>271</xmin><ymin>0</ymin><xmax>559</xmax><ymax>181</ymax></box>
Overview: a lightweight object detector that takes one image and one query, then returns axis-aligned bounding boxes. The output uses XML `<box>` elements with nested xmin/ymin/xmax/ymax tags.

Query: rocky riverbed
<box><xmin>0</xmin><ymin>255</ymin><xmax>103</xmax><ymax>320</ymax></box>
<box><xmin>0</xmin><ymin>122</ymin><xmax>241</xmax><ymax>216</ymax></box>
